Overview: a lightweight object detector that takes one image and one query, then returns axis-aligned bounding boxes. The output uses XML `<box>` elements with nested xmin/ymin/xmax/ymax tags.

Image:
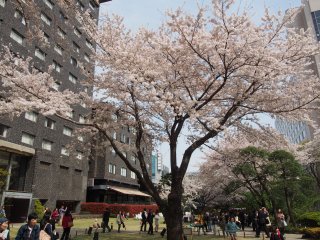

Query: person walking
<box><xmin>40</xmin><ymin>216</ymin><xmax>53</xmax><ymax>240</ymax></box>
<box><xmin>154</xmin><ymin>210</ymin><xmax>160</xmax><ymax>233</ymax></box>
<box><xmin>256</xmin><ymin>207</ymin><xmax>270</xmax><ymax>238</ymax></box>
<box><xmin>226</xmin><ymin>217</ymin><xmax>240</xmax><ymax>240</ymax></box>
<box><xmin>140</xmin><ymin>208</ymin><xmax>147</xmax><ymax>232</ymax></box>
<box><xmin>147</xmin><ymin>209</ymin><xmax>154</xmax><ymax>235</ymax></box>
<box><xmin>61</xmin><ymin>210</ymin><xmax>73</xmax><ymax>240</ymax></box>
<box><xmin>116</xmin><ymin>211</ymin><xmax>125</xmax><ymax>233</ymax></box>
<box><xmin>276</xmin><ymin>209</ymin><xmax>286</xmax><ymax>235</ymax></box>
<box><xmin>15</xmin><ymin>213</ymin><xmax>40</xmax><ymax>240</ymax></box>
<box><xmin>59</xmin><ymin>205</ymin><xmax>67</xmax><ymax>225</ymax></box>
<box><xmin>0</xmin><ymin>218</ymin><xmax>9</xmax><ymax>240</ymax></box>
<box><xmin>102</xmin><ymin>208</ymin><xmax>111</xmax><ymax>233</ymax></box>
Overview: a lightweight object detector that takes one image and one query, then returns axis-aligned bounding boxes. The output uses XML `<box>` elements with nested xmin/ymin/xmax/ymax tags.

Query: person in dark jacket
<box><xmin>102</xmin><ymin>208</ymin><xmax>111</xmax><ymax>233</ymax></box>
<box><xmin>40</xmin><ymin>216</ymin><xmax>53</xmax><ymax>239</ymax></box>
<box><xmin>61</xmin><ymin>210</ymin><xmax>73</xmax><ymax>240</ymax></box>
<box><xmin>147</xmin><ymin>209</ymin><xmax>154</xmax><ymax>235</ymax></box>
<box><xmin>140</xmin><ymin>208</ymin><xmax>147</xmax><ymax>232</ymax></box>
<box><xmin>256</xmin><ymin>207</ymin><xmax>270</xmax><ymax>238</ymax></box>
<box><xmin>15</xmin><ymin>213</ymin><xmax>40</xmax><ymax>240</ymax></box>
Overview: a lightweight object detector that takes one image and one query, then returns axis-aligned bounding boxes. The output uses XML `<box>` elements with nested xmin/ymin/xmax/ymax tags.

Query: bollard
<box><xmin>243</xmin><ymin>231</ymin><xmax>245</xmax><ymax>238</ymax></box>
<box><xmin>93</xmin><ymin>232</ymin><xmax>99</xmax><ymax>240</ymax></box>
<box><xmin>111</xmin><ymin>222</ymin><xmax>113</xmax><ymax>230</ymax></box>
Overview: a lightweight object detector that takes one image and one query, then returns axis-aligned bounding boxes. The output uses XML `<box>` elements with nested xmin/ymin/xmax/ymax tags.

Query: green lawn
<box><xmin>72</xmin><ymin>233</ymin><xmax>225</xmax><ymax>240</ymax></box>
<box><xmin>72</xmin><ymin>217</ymin><xmax>167</xmax><ymax>231</ymax></box>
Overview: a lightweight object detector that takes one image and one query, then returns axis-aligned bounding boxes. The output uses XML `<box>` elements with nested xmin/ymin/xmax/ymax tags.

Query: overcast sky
<box><xmin>99</xmin><ymin>0</ymin><xmax>302</xmax><ymax>172</ymax></box>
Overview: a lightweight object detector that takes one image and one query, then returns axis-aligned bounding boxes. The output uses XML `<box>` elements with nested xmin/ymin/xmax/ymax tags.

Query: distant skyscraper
<box><xmin>276</xmin><ymin>0</ymin><xmax>320</xmax><ymax>144</ymax></box>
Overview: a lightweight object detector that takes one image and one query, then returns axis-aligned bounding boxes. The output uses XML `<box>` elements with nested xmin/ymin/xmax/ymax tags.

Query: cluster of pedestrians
<box><xmin>0</xmin><ymin>204</ymin><xmax>74</xmax><ymax>240</ymax></box>
<box><xmin>101</xmin><ymin>208</ymin><xmax>160</xmax><ymax>235</ymax></box>
<box><xmin>190</xmin><ymin>207</ymin><xmax>287</xmax><ymax>240</ymax></box>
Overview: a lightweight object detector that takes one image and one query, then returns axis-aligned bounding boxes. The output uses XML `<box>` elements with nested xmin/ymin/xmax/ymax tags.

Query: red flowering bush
<box><xmin>81</xmin><ymin>202</ymin><xmax>158</xmax><ymax>216</ymax></box>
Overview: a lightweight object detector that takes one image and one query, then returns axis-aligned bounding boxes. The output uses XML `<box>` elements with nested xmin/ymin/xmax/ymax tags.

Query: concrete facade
<box><xmin>0</xmin><ymin>0</ymin><xmax>106</xmax><ymax>220</ymax></box>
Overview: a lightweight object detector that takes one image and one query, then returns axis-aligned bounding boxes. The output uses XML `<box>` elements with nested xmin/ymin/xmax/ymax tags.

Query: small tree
<box><xmin>34</xmin><ymin>199</ymin><xmax>44</xmax><ymax>220</ymax></box>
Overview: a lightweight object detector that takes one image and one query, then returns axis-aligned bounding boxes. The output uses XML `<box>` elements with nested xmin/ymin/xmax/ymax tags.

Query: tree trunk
<box><xmin>163</xmin><ymin>190</ymin><xmax>184</xmax><ymax>240</ymax></box>
<box><xmin>284</xmin><ymin>186</ymin><xmax>295</xmax><ymax>226</ymax></box>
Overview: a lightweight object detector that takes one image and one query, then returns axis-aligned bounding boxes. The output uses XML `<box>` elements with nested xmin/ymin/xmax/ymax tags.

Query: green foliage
<box><xmin>34</xmin><ymin>199</ymin><xmax>44</xmax><ymax>219</ymax></box>
<box><xmin>297</xmin><ymin>212</ymin><xmax>320</xmax><ymax>227</ymax></box>
<box><xmin>300</xmin><ymin>227</ymin><xmax>320</xmax><ymax>239</ymax></box>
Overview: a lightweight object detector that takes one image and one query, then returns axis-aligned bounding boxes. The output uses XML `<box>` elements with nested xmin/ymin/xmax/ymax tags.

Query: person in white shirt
<box><xmin>0</xmin><ymin>218</ymin><xmax>9</xmax><ymax>240</ymax></box>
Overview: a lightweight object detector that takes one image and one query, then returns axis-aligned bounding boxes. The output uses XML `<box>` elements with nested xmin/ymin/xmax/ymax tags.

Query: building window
<box><xmin>76</xmin><ymin>151</ymin><xmax>83</xmax><ymax>160</ymax></box>
<box><xmin>63</xmin><ymin>126</ymin><xmax>73</xmax><ymax>136</ymax></box>
<box><xmin>120</xmin><ymin>133</ymin><xmax>126</xmax><ymax>143</ymax></box>
<box><xmin>66</xmin><ymin>110</ymin><xmax>74</xmax><ymax>119</ymax></box>
<box><xmin>25</xmin><ymin>112</ymin><xmax>38</xmax><ymax>122</ymax></box>
<box><xmin>74</xmin><ymin>27</ymin><xmax>81</xmax><ymax>37</ymax></box>
<box><xmin>89</xmin><ymin>1</ymin><xmax>95</xmax><ymax>10</ymax></box>
<box><xmin>84</xmin><ymin>53</ymin><xmax>90</xmax><ymax>62</ymax></box>
<box><xmin>61</xmin><ymin>146</ymin><xmax>69</xmax><ymax>156</ymax></box>
<box><xmin>57</xmin><ymin>27</ymin><xmax>66</xmax><ymax>39</ymax></box>
<box><xmin>21</xmin><ymin>132</ymin><xmax>35</xmax><ymax>146</ymax></box>
<box><xmin>10</xmin><ymin>29</ymin><xmax>24</xmax><ymax>45</ymax></box>
<box><xmin>54</xmin><ymin>44</ymin><xmax>63</xmax><ymax>55</ymax></box>
<box><xmin>44</xmin><ymin>118</ymin><xmax>55</xmax><ymax>129</ymax></box>
<box><xmin>0</xmin><ymin>124</ymin><xmax>8</xmax><ymax>138</ymax></box>
<box><xmin>86</xmin><ymin>39</ymin><xmax>93</xmax><ymax>49</ymax></box>
<box><xmin>59</xmin><ymin>11</ymin><xmax>68</xmax><ymax>22</ymax></box>
<box><xmin>70</xmin><ymin>57</ymin><xmax>78</xmax><ymax>67</ymax></box>
<box><xmin>14</xmin><ymin>9</ymin><xmax>26</xmax><ymax>25</ymax></box>
<box><xmin>43</xmin><ymin>32</ymin><xmax>49</xmax><ymax>43</ymax></box>
<box><xmin>43</xmin><ymin>0</ymin><xmax>53</xmax><ymax>9</ymax></box>
<box><xmin>52</xmin><ymin>81</ymin><xmax>60</xmax><ymax>91</ymax></box>
<box><xmin>112</xmin><ymin>132</ymin><xmax>116</xmax><ymax>140</ymax></box>
<box><xmin>108</xmin><ymin>164</ymin><xmax>116</xmax><ymax>174</ymax></box>
<box><xmin>35</xmin><ymin>48</ymin><xmax>46</xmax><ymax>61</ymax></box>
<box><xmin>120</xmin><ymin>167</ymin><xmax>127</xmax><ymax>177</ymax></box>
<box><xmin>77</xmin><ymin>135</ymin><xmax>84</xmax><ymax>142</ymax></box>
<box><xmin>53</xmin><ymin>60</ymin><xmax>61</xmax><ymax>73</ymax></box>
<box><xmin>73</xmin><ymin>42</ymin><xmax>80</xmax><ymax>53</ymax></box>
<box><xmin>79</xmin><ymin>115</ymin><xmax>85</xmax><ymax>123</ymax></box>
<box><xmin>42</xmin><ymin>139</ymin><xmax>53</xmax><ymax>151</ymax></box>
<box><xmin>0</xmin><ymin>0</ymin><xmax>5</xmax><ymax>7</ymax></box>
<box><xmin>41</xmin><ymin>12</ymin><xmax>51</xmax><ymax>26</ymax></box>
<box><xmin>312</xmin><ymin>10</ymin><xmax>320</xmax><ymax>42</ymax></box>
<box><xmin>111</xmin><ymin>148</ymin><xmax>116</xmax><ymax>156</ymax></box>
<box><xmin>68</xmin><ymin>73</ymin><xmax>77</xmax><ymax>83</ymax></box>
<box><xmin>131</xmin><ymin>171</ymin><xmax>136</xmax><ymax>179</ymax></box>
<box><xmin>76</xmin><ymin>0</ymin><xmax>84</xmax><ymax>11</ymax></box>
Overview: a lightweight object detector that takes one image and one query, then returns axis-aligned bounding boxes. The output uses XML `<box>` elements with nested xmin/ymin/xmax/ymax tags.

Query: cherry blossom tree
<box><xmin>2</xmin><ymin>0</ymin><xmax>320</xmax><ymax>239</ymax></box>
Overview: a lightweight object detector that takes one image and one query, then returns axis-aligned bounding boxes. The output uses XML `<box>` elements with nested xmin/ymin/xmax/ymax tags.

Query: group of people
<box><xmin>101</xmin><ymin>208</ymin><xmax>160</xmax><ymax>234</ymax></box>
<box><xmin>139</xmin><ymin>208</ymin><xmax>160</xmax><ymax>235</ymax></box>
<box><xmin>190</xmin><ymin>207</ymin><xmax>287</xmax><ymax>240</ymax></box>
<box><xmin>0</xmin><ymin>204</ymin><xmax>74</xmax><ymax>240</ymax></box>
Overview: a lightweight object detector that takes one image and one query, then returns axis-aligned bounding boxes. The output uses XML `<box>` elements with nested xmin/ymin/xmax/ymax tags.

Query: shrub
<box><xmin>80</xmin><ymin>203</ymin><xmax>159</xmax><ymax>216</ymax></box>
<box><xmin>300</xmin><ymin>227</ymin><xmax>320</xmax><ymax>239</ymax></box>
<box><xmin>297</xmin><ymin>212</ymin><xmax>320</xmax><ymax>227</ymax></box>
<box><xmin>34</xmin><ymin>199</ymin><xmax>44</xmax><ymax>219</ymax></box>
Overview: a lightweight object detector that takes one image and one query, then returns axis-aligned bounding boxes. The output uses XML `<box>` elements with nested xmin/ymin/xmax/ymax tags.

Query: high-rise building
<box><xmin>151</xmin><ymin>152</ymin><xmax>170</xmax><ymax>184</ymax></box>
<box><xmin>275</xmin><ymin>0</ymin><xmax>320</xmax><ymax>144</ymax></box>
<box><xmin>0</xmin><ymin>0</ymin><xmax>109</xmax><ymax>221</ymax></box>
<box><xmin>87</xmin><ymin>128</ymin><xmax>153</xmax><ymax>204</ymax></box>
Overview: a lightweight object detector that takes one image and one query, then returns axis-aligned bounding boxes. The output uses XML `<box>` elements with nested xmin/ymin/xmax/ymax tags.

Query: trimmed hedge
<box><xmin>300</xmin><ymin>227</ymin><xmax>320</xmax><ymax>239</ymax></box>
<box><xmin>81</xmin><ymin>202</ymin><xmax>158</xmax><ymax>216</ymax></box>
<box><xmin>297</xmin><ymin>212</ymin><xmax>320</xmax><ymax>227</ymax></box>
